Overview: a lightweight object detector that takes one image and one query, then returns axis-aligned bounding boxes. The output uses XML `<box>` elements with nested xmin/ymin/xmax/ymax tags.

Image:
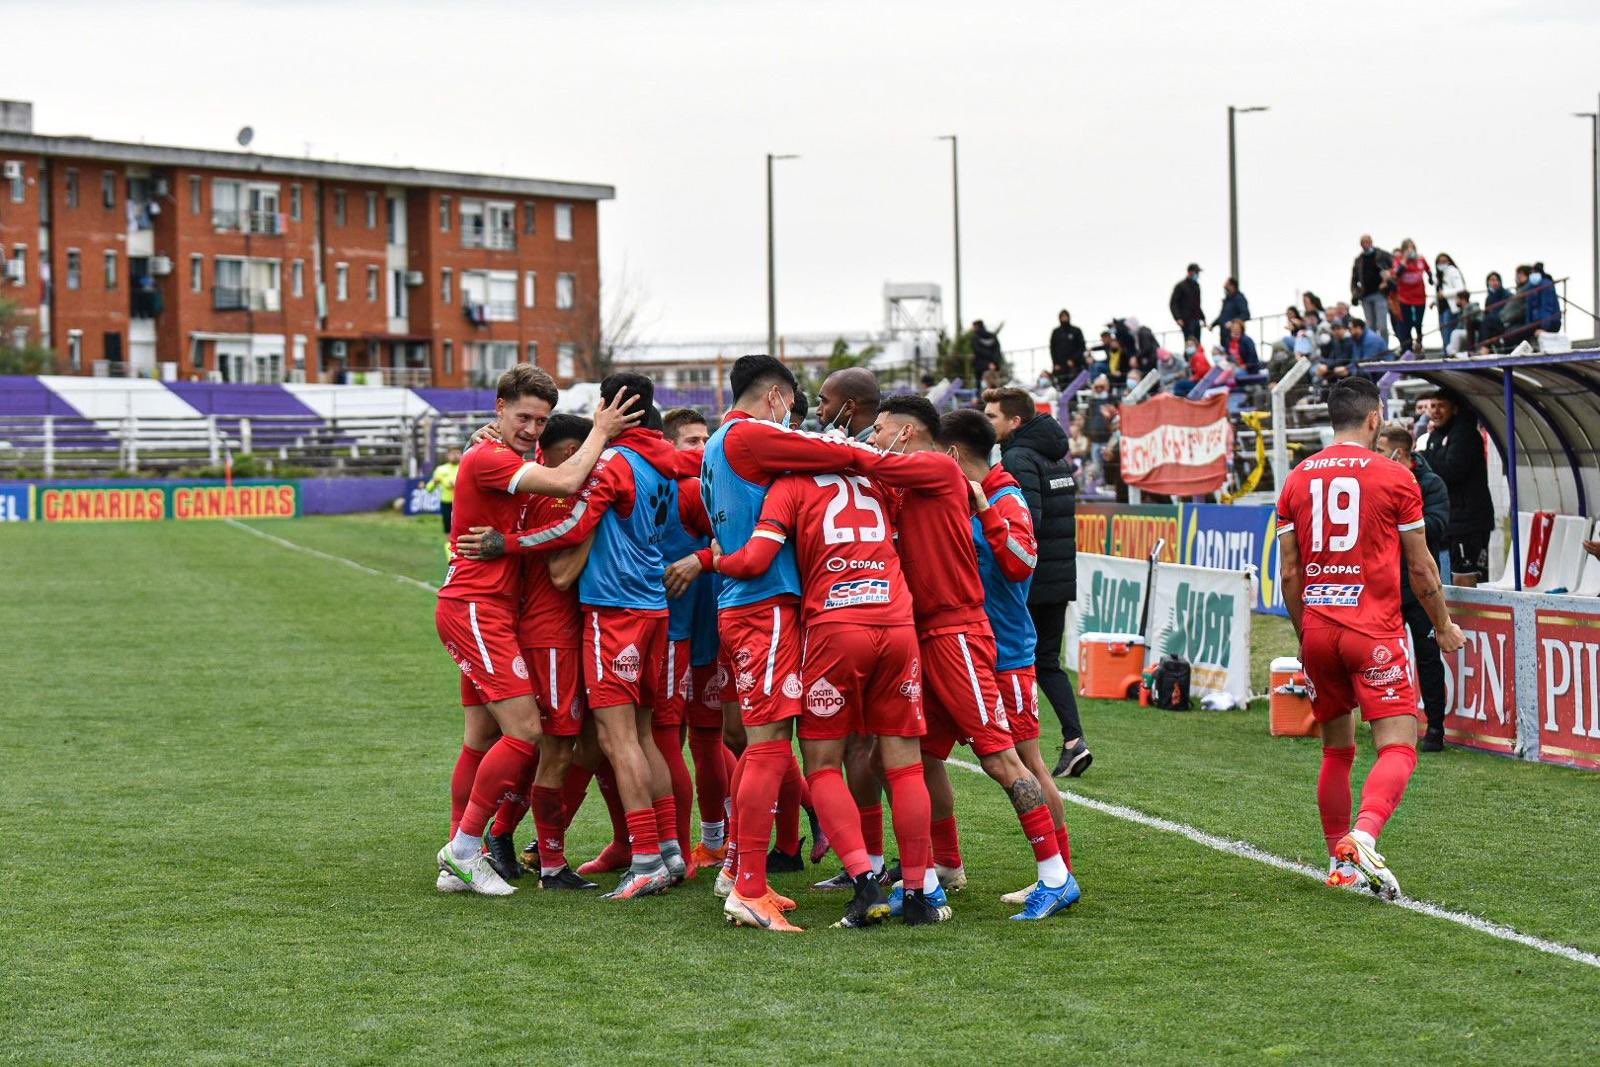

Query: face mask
<box><xmin>1530</xmin><ymin>272</ymin><xmax>1543</xmax><ymax>284</ymax></box>
<box><xmin>768</xmin><ymin>390</ymin><xmax>792</xmax><ymax>429</ymax></box>
<box><xmin>819</xmin><ymin>401</ymin><xmax>850</xmax><ymax>435</ymax></box>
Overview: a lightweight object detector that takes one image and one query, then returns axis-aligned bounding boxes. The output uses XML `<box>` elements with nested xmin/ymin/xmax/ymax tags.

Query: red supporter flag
<box><xmin>1117</xmin><ymin>393</ymin><xmax>1231</xmax><ymax>496</ymax></box>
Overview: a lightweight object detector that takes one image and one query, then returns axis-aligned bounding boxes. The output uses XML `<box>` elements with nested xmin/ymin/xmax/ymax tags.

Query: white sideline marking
<box><xmin>948</xmin><ymin>757</ymin><xmax>1600</xmax><ymax>971</ymax></box>
<box><xmin>224</xmin><ymin>519</ymin><xmax>437</xmax><ymax>593</ymax></box>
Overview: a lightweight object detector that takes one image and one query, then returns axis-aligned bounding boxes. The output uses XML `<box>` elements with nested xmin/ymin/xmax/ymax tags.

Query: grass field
<box><xmin>4</xmin><ymin>513</ymin><xmax>1599</xmax><ymax>1064</ymax></box>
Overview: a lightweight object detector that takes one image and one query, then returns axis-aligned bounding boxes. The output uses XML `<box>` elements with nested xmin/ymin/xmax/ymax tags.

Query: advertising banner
<box><xmin>404</xmin><ymin>478</ymin><xmax>442</xmax><ymax>515</ymax></box>
<box><xmin>1065</xmin><ymin>553</ymin><xmax>1150</xmax><ymax>671</ymax></box>
<box><xmin>0</xmin><ymin>483</ymin><xmax>33</xmax><ymax>522</ymax></box>
<box><xmin>1146</xmin><ymin>561</ymin><xmax>1254</xmax><ymax>705</ymax></box>
<box><xmin>1534</xmin><ymin>607</ymin><xmax>1600</xmax><ymax>770</ymax></box>
<box><xmin>1181</xmin><ymin>503</ymin><xmax>1287</xmax><ymax>615</ymax></box>
<box><xmin>30</xmin><ymin>480</ymin><xmax>300</xmax><ymax>522</ymax></box>
<box><xmin>1075</xmin><ymin>503</ymin><xmax>1181</xmax><ymax>561</ymax></box>
<box><xmin>1441</xmin><ymin>595</ymin><xmax>1519</xmax><ymax>756</ymax></box>
<box><xmin>1117</xmin><ymin>392</ymin><xmax>1231</xmax><ymax>496</ymax></box>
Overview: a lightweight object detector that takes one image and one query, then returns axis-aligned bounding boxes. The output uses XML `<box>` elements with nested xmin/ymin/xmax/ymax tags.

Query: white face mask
<box><xmin>1530</xmin><ymin>272</ymin><xmax>1543</xmax><ymax>284</ymax></box>
<box><xmin>819</xmin><ymin>401</ymin><xmax>849</xmax><ymax>435</ymax></box>
<box><xmin>767</xmin><ymin>390</ymin><xmax>792</xmax><ymax>429</ymax></box>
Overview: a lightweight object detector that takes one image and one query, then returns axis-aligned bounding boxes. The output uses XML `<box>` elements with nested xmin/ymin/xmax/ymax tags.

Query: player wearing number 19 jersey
<box><xmin>1276</xmin><ymin>378</ymin><xmax>1464</xmax><ymax>899</ymax></box>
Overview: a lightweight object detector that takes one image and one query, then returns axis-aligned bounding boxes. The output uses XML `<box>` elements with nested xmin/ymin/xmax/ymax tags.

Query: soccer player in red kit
<box><xmin>709</xmin><ymin>469</ymin><xmax>944</xmax><ymax>928</ymax></box>
<box><xmin>857</xmin><ymin>394</ymin><xmax>1078</xmax><ymax>921</ymax></box>
<box><xmin>1277</xmin><ymin>377</ymin><xmax>1464</xmax><ymax>899</ymax></box>
<box><xmin>433</xmin><ymin>366</ymin><xmax>639</xmax><ymax>896</ymax></box>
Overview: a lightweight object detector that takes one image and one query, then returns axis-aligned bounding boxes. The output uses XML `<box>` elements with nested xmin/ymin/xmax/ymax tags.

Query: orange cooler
<box><xmin>1078</xmin><ymin>633</ymin><xmax>1147</xmax><ymax>700</ymax></box>
<box><xmin>1269</xmin><ymin>656</ymin><xmax>1317</xmax><ymax>736</ymax></box>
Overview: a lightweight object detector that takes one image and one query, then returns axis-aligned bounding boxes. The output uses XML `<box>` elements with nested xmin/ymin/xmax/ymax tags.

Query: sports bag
<box><xmin>1151</xmin><ymin>655</ymin><xmax>1192</xmax><ymax>711</ymax></box>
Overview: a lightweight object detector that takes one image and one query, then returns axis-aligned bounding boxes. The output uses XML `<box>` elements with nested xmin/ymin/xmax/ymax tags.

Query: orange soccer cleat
<box><xmin>687</xmin><ymin>842</ymin><xmax>727</xmax><ymax>880</ymax></box>
<box><xmin>724</xmin><ymin>890</ymin><xmax>804</xmax><ymax>932</ymax></box>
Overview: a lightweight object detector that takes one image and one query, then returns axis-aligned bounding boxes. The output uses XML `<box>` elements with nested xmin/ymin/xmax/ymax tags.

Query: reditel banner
<box><xmin>1118</xmin><ymin>393</ymin><xmax>1231</xmax><ymax>496</ymax></box>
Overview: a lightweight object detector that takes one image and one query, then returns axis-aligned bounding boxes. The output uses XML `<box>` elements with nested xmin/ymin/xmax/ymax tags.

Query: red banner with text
<box><xmin>1442</xmin><ymin>596</ymin><xmax>1519</xmax><ymax>755</ymax></box>
<box><xmin>1117</xmin><ymin>393</ymin><xmax>1231</xmax><ymax>497</ymax></box>
<box><xmin>1535</xmin><ymin>608</ymin><xmax>1600</xmax><ymax>770</ymax></box>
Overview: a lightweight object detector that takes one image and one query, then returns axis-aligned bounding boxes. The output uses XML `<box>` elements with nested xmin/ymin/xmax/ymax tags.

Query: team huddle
<box><xmin>431</xmin><ymin>356</ymin><xmax>1079</xmax><ymax>930</ymax></box>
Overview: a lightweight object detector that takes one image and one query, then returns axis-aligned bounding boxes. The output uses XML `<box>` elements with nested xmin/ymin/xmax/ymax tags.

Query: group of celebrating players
<box><xmin>431</xmin><ymin>354</ymin><xmax>1079</xmax><ymax>930</ymax></box>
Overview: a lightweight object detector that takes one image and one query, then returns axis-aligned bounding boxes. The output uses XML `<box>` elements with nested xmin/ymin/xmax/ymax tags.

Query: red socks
<box><xmin>859</xmin><ymin>803</ymin><xmax>885</xmax><ymax>859</ymax></box>
<box><xmin>1018</xmin><ymin>804</ymin><xmax>1061</xmax><ymax>863</ymax></box>
<box><xmin>458</xmin><ymin>736</ymin><xmax>537</xmax><ymax>838</ymax></box>
<box><xmin>531</xmin><ymin>785</ymin><xmax>567</xmax><ymax>871</ymax></box>
<box><xmin>449</xmin><ymin>744</ymin><xmax>487</xmax><ymax>835</ymax></box>
<box><xmin>726</xmin><ymin>750</ymin><xmax>746</xmax><ymax>876</ymax></box>
<box><xmin>885</xmin><ymin>764</ymin><xmax>932</xmax><ymax>893</ymax></box>
<box><xmin>626</xmin><ymin>808</ymin><xmax>660</xmax><ymax>858</ymax></box>
<box><xmin>653</xmin><ymin>724</ymin><xmax>693</xmax><ymax>846</ymax></box>
<box><xmin>806</xmin><ymin>768</ymin><xmax>869</xmax><ymax>877</ymax></box>
<box><xmin>1318</xmin><ymin>746</ymin><xmax>1356</xmax><ymax>855</ymax></box>
<box><xmin>689</xmin><ymin>727</ymin><xmax>730</xmax><ymax>826</ymax></box>
<box><xmin>930</xmin><ymin>815</ymin><xmax>962</xmax><ymax>869</ymax></box>
<box><xmin>560</xmin><ymin>762</ymin><xmax>594</xmax><ymax>822</ymax></box>
<box><xmin>1055</xmin><ymin>826</ymin><xmax>1073</xmax><ymax>870</ymax></box>
<box><xmin>1355</xmin><ymin>743</ymin><xmax>1418</xmax><ymax>841</ymax></box>
<box><xmin>652</xmin><ymin>795</ymin><xmax>678</xmax><ymax>846</ymax></box>
<box><xmin>491</xmin><ymin>748</ymin><xmax>541</xmax><ymax>839</ymax></box>
<box><xmin>733</xmin><ymin>739</ymin><xmax>792</xmax><ymax>898</ymax></box>
<box><xmin>774</xmin><ymin>756</ymin><xmax>803</xmax><ymax>855</ymax></box>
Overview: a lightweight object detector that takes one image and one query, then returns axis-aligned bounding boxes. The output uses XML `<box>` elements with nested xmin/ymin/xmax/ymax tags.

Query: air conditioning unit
<box><xmin>149</xmin><ymin>255</ymin><xmax>173</xmax><ymax>276</ymax></box>
<box><xmin>2</xmin><ymin>161</ymin><xmax>21</xmax><ymax>180</ymax></box>
<box><xmin>404</xmin><ymin>270</ymin><xmax>424</xmax><ymax>287</ymax></box>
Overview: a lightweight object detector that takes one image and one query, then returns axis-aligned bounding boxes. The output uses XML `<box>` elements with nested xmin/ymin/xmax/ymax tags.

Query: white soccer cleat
<box><xmin>1325</xmin><ymin>858</ymin><xmax>1370</xmax><ymax>892</ymax></box>
<box><xmin>436</xmin><ymin>844</ymin><xmax>516</xmax><ymax>897</ymax></box>
<box><xmin>935</xmin><ymin>864</ymin><xmax>968</xmax><ymax>893</ymax></box>
<box><xmin>713</xmin><ymin>865</ymin><xmax>736</xmax><ymax>898</ymax></box>
<box><xmin>1334</xmin><ymin>831</ymin><xmax>1401</xmax><ymax>901</ymax></box>
<box><xmin>436</xmin><ymin>869</ymin><xmax>469</xmax><ymax>893</ymax></box>
<box><xmin>1001</xmin><ymin>881</ymin><xmax>1040</xmax><ymax>905</ymax></box>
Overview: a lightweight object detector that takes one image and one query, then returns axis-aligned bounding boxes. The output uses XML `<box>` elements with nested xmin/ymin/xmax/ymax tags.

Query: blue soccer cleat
<box><xmin>887</xmin><ymin>879</ymin><xmax>948</xmax><ymax>917</ymax></box>
<box><xmin>1009</xmin><ymin>872</ymin><xmax>1081</xmax><ymax>921</ymax></box>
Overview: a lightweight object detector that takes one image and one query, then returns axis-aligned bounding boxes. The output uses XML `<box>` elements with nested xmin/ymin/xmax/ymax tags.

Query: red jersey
<box><xmin>439</xmin><ymin>440</ymin><xmax>531</xmax><ymax>604</ymax></box>
<box><xmin>516</xmin><ymin>494</ymin><xmax>581</xmax><ymax>649</ymax></box>
<box><xmin>720</xmin><ymin>472</ymin><xmax>914</xmax><ymax>628</ymax></box>
<box><xmin>1394</xmin><ymin>255</ymin><xmax>1431</xmax><ymax>306</ymax></box>
<box><xmin>854</xmin><ymin>448</ymin><xmax>991</xmax><ymax>635</ymax></box>
<box><xmin>1275</xmin><ymin>441</ymin><xmax>1425</xmax><ymax>636</ymax></box>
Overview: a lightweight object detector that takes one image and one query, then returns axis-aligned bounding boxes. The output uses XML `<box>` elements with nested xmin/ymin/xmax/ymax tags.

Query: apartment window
<box><xmin>214</xmin><ymin>256</ymin><xmax>280</xmax><ymax>311</ymax></box>
<box><xmin>486</xmin><ymin>202</ymin><xmax>515</xmax><ymax>249</ymax></box>
<box><xmin>523</xmin><ymin>202</ymin><xmax>536</xmax><ymax>235</ymax></box>
<box><xmin>524</xmin><ymin>271</ymin><xmax>536</xmax><ymax>308</ymax></box>
<box><xmin>389</xmin><ymin>270</ymin><xmax>408</xmax><ymax>319</ymax></box>
<box><xmin>459</xmin><ymin>200</ymin><xmax>485</xmax><ymax>248</ymax></box>
<box><xmin>334</xmin><ymin>189</ymin><xmax>347</xmax><ymax>226</ymax></box>
<box><xmin>7</xmin><ymin>245</ymin><xmax>25</xmax><ymax>287</ymax></box>
<box><xmin>462</xmin><ymin>270</ymin><xmax>517</xmax><ymax>321</ymax></box>
<box><xmin>190</xmin><ymin>254</ymin><xmax>203</xmax><ymax>293</ymax></box>
<box><xmin>558</xmin><ymin>343</ymin><xmax>576</xmax><ymax>379</ymax></box>
<box><xmin>365</xmin><ymin>190</ymin><xmax>378</xmax><ymax>229</ymax></box>
<box><xmin>290</xmin><ymin>184</ymin><xmax>302</xmax><ymax>221</ymax></box>
<box><xmin>366</xmin><ymin>265</ymin><xmax>379</xmax><ymax>302</ymax></box>
<box><xmin>212</xmin><ymin>181</ymin><xmax>281</xmax><ymax>233</ymax></box>
<box><xmin>555</xmin><ymin>203</ymin><xmax>573</xmax><ymax>241</ymax></box>
<box><xmin>443</xmin><ymin>339</ymin><xmax>454</xmax><ymax>375</ymax></box>
<box><xmin>6</xmin><ymin>162</ymin><xmax>23</xmax><ymax>203</ymax></box>
<box><xmin>335</xmin><ymin>263</ymin><xmax>349</xmax><ymax>301</ymax></box>
<box><xmin>556</xmin><ymin>272</ymin><xmax>575</xmax><ymax>309</ymax></box>
<box><xmin>385</xmin><ymin>196</ymin><xmax>400</xmax><ymax>244</ymax></box>
<box><xmin>189</xmin><ymin>176</ymin><xmax>202</xmax><ymax>215</ymax></box>
<box><xmin>441</xmin><ymin>268</ymin><xmax>453</xmax><ymax>304</ymax></box>
<box><xmin>440</xmin><ymin>195</ymin><xmax>451</xmax><ymax>232</ymax></box>
<box><xmin>66</xmin><ymin>249</ymin><xmax>82</xmax><ymax>290</ymax></box>
<box><xmin>104</xmin><ymin>331</ymin><xmax>123</xmax><ymax>363</ymax></box>
<box><xmin>214</xmin><ymin>258</ymin><xmax>245</xmax><ymax>309</ymax></box>
<box><xmin>292</xmin><ymin>259</ymin><xmax>305</xmax><ymax>298</ymax></box>
<box><xmin>469</xmin><ymin>341</ymin><xmax>519</xmax><ymax>387</ymax></box>
<box><xmin>65</xmin><ymin>169</ymin><xmax>79</xmax><ymax>208</ymax></box>
<box><xmin>102</xmin><ymin>170</ymin><xmax>116</xmax><ymax>209</ymax></box>
<box><xmin>68</xmin><ymin>330</ymin><xmax>83</xmax><ymax>372</ymax></box>
<box><xmin>104</xmin><ymin>250</ymin><xmax>118</xmax><ymax>289</ymax></box>
<box><xmin>526</xmin><ymin>341</ymin><xmax>539</xmax><ymax>366</ymax></box>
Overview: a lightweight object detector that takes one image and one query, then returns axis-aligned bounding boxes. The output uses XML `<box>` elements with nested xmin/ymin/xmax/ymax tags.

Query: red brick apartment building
<box><xmin>0</xmin><ymin>100</ymin><xmax>611</xmax><ymax>386</ymax></box>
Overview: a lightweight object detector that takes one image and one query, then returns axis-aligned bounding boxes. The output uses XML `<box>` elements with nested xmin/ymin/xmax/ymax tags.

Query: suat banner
<box><xmin>24</xmin><ymin>480</ymin><xmax>301</xmax><ymax>521</ymax></box>
<box><xmin>1441</xmin><ymin>594</ymin><xmax>1519</xmax><ymax>756</ymax></box>
<box><xmin>1117</xmin><ymin>392</ymin><xmax>1231</xmax><ymax>496</ymax></box>
<box><xmin>1076</xmin><ymin>503</ymin><xmax>1181</xmax><ymax>562</ymax></box>
<box><xmin>1535</xmin><ymin>606</ymin><xmax>1600</xmax><ymax>771</ymax></box>
<box><xmin>1181</xmin><ymin>503</ymin><xmax>1287</xmax><ymax>616</ymax></box>
<box><xmin>0</xmin><ymin>483</ymin><xmax>33</xmax><ymax>522</ymax></box>
<box><xmin>1145</xmin><ymin>560</ymin><xmax>1254</xmax><ymax>706</ymax></box>
<box><xmin>1065</xmin><ymin>553</ymin><xmax>1150</xmax><ymax>672</ymax></box>
<box><xmin>404</xmin><ymin>478</ymin><xmax>442</xmax><ymax>515</ymax></box>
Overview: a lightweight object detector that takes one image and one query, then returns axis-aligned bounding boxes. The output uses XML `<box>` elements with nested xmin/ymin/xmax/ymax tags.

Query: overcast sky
<box><xmin>8</xmin><ymin>1</ymin><xmax>1600</xmax><ymax>355</ymax></box>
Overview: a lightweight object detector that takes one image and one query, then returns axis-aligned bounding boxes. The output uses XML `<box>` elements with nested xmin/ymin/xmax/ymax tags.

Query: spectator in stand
<box><xmin>1301</xmin><ymin>291</ymin><xmax>1326</xmax><ymax>324</ymax></box>
<box><xmin>1377</xmin><ymin>422</ymin><xmax>1451</xmax><ymax>752</ymax></box>
<box><xmin>1154</xmin><ymin>346</ymin><xmax>1187</xmax><ymax>392</ymax></box>
<box><xmin>1393</xmin><ymin>239</ymin><xmax>1433</xmax><ymax>352</ymax></box>
<box><xmin>1499</xmin><ymin>265</ymin><xmax>1531</xmax><ymax>345</ymax></box>
<box><xmin>1090</xmin><ymin>329</ymin><xmax>1114</xmax><ymax>380</ymax></box>
<box><xmin>1103</xmin><ymin>336</ymin><xmax>1127</xmax><ymax>383</ymax></box>
<box><xmin>1350</xmin><ymin>234</ymin><xmax>1395</xmax><ymax>339</ymax></box>
<box><xmin>1084</xmin><ymin>375</ymin><xmax>1116</xmax><ymax>483</ymax></box>
<box><xmin>1481</xmin><ymin>270</ymin><xmax>1513</xmax><ymax>347</ymax></box>
<box><xmin>1224</xmin><ymin>319</ymin><xmax>1260</xmax><ymax>373</ymax></box>
<box><xmin>1211</xmin><ymin>277</ymin><xmax>1250</xmax><ymax>341</ymax></box>
<box><xmin>1068</xmin><ymin>413</ymin><xmax>1090</xmax><ymax>474</ymax></box>
<box><xmin>1314</xmin><ymin>320</ymin><xmax>1355</xmax><ymax>390</ymax></box>
<box><xmin>970</xmin><ymin>319</ymin><xmax>1003</xmax><ymax>385</ymax></box>
<box><xmin>1169</xmin><ymin>262</ymin><xmax>1204</xmax><ymax>341</ymax></box>
<box><xmin>1327</xmin><ymin>301</ymin><xmax>1352</xmax><ymax>328</ymax></box>
<box><xmin>1349</xmin><ymin>316</ymin><xmax>1388</xmax><ymax>366</ymax></box>
<box><xmin>1444</xmin><ymin>290</ymin><xmax>1482</xmax><ymax>355</ymax></box>
<box><xmin>1126</xmin><ymin>316</ymin><xmax>1160</xmax><ymax>376</ymax></box>
<box><xmin>1274</xmin><ymin>307</ymin><xmax>1305</xmax><ymax>364</ymax></box>
<box><xmin>1423</xmin><ymin>390</ymin><xmax>1494</xmax><ymax>586</ymax></box>
<box><xmin>1049</xmin><ymin>310</ymin><xmax>1087</xmax><ymax>385</ymax></box>
<box><xmin>1525</xmin><ymin>261</ymin><xmax>1562</xmax><ymax>339</ymax></box>
<box><xmin>1434</xmin><ymin>252</ymin><xmax>1467</xmax><ymax>345</ymax></box>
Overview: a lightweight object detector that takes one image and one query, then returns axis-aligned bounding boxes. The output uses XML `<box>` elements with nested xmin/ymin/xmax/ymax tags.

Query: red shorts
<box><xmin>919</xmin><ymin>630</ymin><xmax>1014</xmax><ymax>760</ymax></box>
<box><xmin>437</xmin><ymin>597</ymin><xmax>533</xmax><ymax>707</ymax></box>
<box><xmin>689</xmin><ymin>661</ymin><xmax>726</xmax><ymax>730</ymax></box>
<box><xmin>719</xmin><ymin>600</ymin><xmax>804</xmax><ymax>726</ymax></box>
<box><xmin>798</xmin><ymin>623</ymin><xmax>926</xmax><ymax>741</ymax></box>
<box><xmin>522</xmin><ymin>645</ymin><xmax>584</xmax><ymax>736</ymax></box>
<box><xmin>1300</xmin><ymin>627</ymin><xmax>1419</xmax><ymax>724</ymax></box>
<box><xmin>654</xmin><ymin>638</ymin><xmax>695</xmax><ymax>728</ymax></box>
<box><xmin>580</xmin><ymin>606</ymin><xmax>669</xmax><ymax>712</ymax></box>
<box><xmin>997</xmin><ymin>666</ymin><xmax>1040</xmax><ymax>742</ymax></box>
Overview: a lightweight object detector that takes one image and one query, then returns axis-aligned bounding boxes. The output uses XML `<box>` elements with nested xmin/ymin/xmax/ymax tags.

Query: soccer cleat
<box><xmin>1334</xmin><ymin>831</ymin><xmax>1402</xmax><ymax>901</ymax></box>
<box><xmin>887</xmin><ymin>880</ymin><xmax>948</xmax><ymax>918</ymax></box>
<box><xmin>724</xmin><ymin>890</ymin><xmax>804</xmax><ymax>932</ymax></box>
<box><xmin>687</xmin><ymin>842</ymin><xmax>726</xmax><ymax>879</ymax></box>
<box><xmin>768</xmin><ymin>889</ymin><xmax>798</xmax><ymax>912</ymax></box>
<box><xmin>1325</xmin><ymin>858</ymin><xmax>1369</xmax><ymax>891</ymax></box>
<box><xmin>436</xmin><ymin>868</ymin><xmax>469</xmax><ymax>893</ymax></box>
<box><xmin>902</xmin><ymin>888</ymin><xmax>954</xmax><ymax>926</ymax></box>
<box><xmin>767</xmin><ymin>842</ymin><xmax>805</xmax><ymax>874</ymax></box>
<box><xmin>833</xmin><ymin>874</ymin><xmax>891</xmax><ymax>929</ymax></box>
<box><xmin>935</xmin><ymin>864</ymin><xmax>968</xmax><ymax>893</ymax></box>
<box><xmin>1010</xmin><ymin>872</ymin><xmax>1081</xmax><ymax>921</ymax></box>
<box><xmin>539</xmin><ymin>865</ymin><xmax>599</xmax><ymax>891</ymax></box>
<box><xmin>662</xmin><ymin>841</ymin><xmax>688</xmax><ymax>886</ymax></box>
<box><xmin>436</xmin><ymin>844</ymin><xmax>516</xmax><ymax>897</ymax></box>
<box><xmin>602</xmin><ymin>862</ymin><xmax>671</xmax><ymax>900</ymax></box>
<box><xmin>881</xmin><ymin>861</ymin><xmax>902</xmax><ymax>887</ymax></box>
<box><xmin>812</xmin><ymin>869</ymin><xmax>855</xmax><ymax>891</ymax></box>
<box><xmin>485</xmin><ymin>833</ymin><xmax>525</xmax><ymax>882</ymax></box>
<box><xmin>1052</xmin><ymin>739</ymin><xmax>1094</xmax><ymax>779</ymax></box>
<box><xmin>1420</xmin><ymin>727</ymin><xmax>1445</xmax><ymax>753</ymax></box>
<box><xmin>713</xmin><ymin>866</ymin><xmax>736</xmax><ymax>898</ymax></box>
<box><xmin>807</xmin><ymin>810</ymin><xmax>830</xmax><ymax>864</ymax></box>
<box><xmin>576</xmin><ymin>839</ymin><xmax>632</xmax><ymax>876</ymax></box>
<box><xmin>1000</xmin><ymin>881</ymin><xmax>1040</xmax><ymax>905</ymax></box>
<box><xmin>520</xmin><ymin>840</ymin><xmax>540</xmax><ymax>870</ymax></box>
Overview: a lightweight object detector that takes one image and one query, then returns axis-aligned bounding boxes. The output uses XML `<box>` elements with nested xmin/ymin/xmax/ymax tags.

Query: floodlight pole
<box><xmin>766</xmin><ymin>153</ymin><xmax>798</xmax><ymax>360</ymax></box>
<box><xmin>1227</xmin><ymin>106</ymin><xmax>1269</xmax><ymax>285</ymax></box>
<box><xmin>938</xmin><ymin>135</ymin><xmax>962</xmax><ymax>338</ymax></box>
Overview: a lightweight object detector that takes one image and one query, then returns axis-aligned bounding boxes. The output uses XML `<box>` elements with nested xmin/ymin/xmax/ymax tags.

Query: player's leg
<box><xmin>440</xmin><ymin>692</ymin><xmax>542</xmax><ymax>896</ymax></box>
<box><xmin>1331</xmin><ymin>631</ymin><xmax>1417</xmax><ymax>899</ymax></box>
<box><xmin>525</xmin><ymin>649</ymin><xmax>594</xmax><ymax>889</ymax></box>
<box><xmin>1303</xmin><ymin>628</ymin><xmax>1372</xmax><ymax>891</ymax></box>
<box><xmin>881</xmin><ymin>736</ymin><xmax>945</xmax><ymax>926</ymax></box>
<box><xmin>769</xmin><ymin>754</ymin><xmax>807</xmax><ymax>872</ymax></box>
<box><xmin>451</xmin><ymin>704</ymin><xmax>498</xmax><ymax>836</ymax></box>
<box><xmin>845</xmin><ymin>733</ymin><xmax>886</xmax><ymax>877</ymax></box>
<box><xmin>562</xmin><ymin>718</ymin><xmax>630</xmax><ymax>876</ymax></box>
<box><xmin>687</xmin><ymin>663</ymin><xmax>731</xmax><ymax>870</ymax></box>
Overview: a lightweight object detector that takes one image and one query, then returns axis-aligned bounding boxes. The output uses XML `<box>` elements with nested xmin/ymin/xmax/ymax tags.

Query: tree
<box><xmin>561</xmin><ymin>260</ymin><xmax>652</xmax><ymax>381</ymax></box>
<box><xmin>0</xmin><ymin>298</ymin><xmax>54</xmax><ymax>374</ymax></box>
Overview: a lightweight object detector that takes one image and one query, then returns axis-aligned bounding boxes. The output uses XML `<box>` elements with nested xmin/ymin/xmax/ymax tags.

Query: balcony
<box><xmin>213</xmin><ymin>287</ymin><xmax>282</xmax><ymax>312</ymax></box>
<box><xmin>211</xmin><ymin>210</ymin><xmax>284</xmax><ymax>235</ymax></box>
<box><xmin>485</xmin><ymin>229</ymin><xmax>516</xmax><ymax>251</ymax></box>
<box><xmin>130</xmin><ymin>286</ymin><xmax>164</xmax><ymax>320</ymax></box>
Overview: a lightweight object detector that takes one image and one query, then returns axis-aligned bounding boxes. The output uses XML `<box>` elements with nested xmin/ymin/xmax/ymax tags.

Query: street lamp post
<box><xmin>1575</xmin><ymin>107</ymin><xmax>1599</xmax><ymax>337</ymax></box>
<box><xmin>1227</xmin><ymin>105</ymin><xmax>1269</xmax><ymax>285</ymax></box>
<box><xmin>937</xmin><ymin>135</ymin><xmax>962</xmax><ymax>340</ymax></box>
<box><xmin>766</xmin><ymin>152</ymin><xmax>799</xmax><ymax>360</ymax></box>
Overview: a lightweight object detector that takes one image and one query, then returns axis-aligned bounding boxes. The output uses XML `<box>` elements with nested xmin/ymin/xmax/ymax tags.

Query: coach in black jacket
<box><xmin>1422</xmin><ymin>392</ymin><xmax>1494</xmax><ymax>586</ymax></box>
<box><xmin>983</xmin><ymin>387</ymin><xmax>1092</xmax><ymax>778</ymax></box>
